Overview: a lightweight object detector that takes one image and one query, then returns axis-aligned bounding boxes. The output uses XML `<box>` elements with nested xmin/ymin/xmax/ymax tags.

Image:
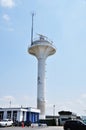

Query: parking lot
<box><xmin>0</xmin><ymin>126</ymin><xmax>63</xmax><ymax>130</ymax></box>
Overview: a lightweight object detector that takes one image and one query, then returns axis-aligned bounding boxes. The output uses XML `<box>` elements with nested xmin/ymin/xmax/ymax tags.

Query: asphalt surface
<box><xmin>0</xmin><ymin>126</ymin><xmax>63</xmax><ymax>130</ymax></box>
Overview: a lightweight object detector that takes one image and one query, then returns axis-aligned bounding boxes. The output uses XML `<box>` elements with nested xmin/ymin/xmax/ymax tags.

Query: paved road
<box><xmin>0</xmin><ymin>126</ymin><xmax>63</xmax><ymax>130</ymax></box>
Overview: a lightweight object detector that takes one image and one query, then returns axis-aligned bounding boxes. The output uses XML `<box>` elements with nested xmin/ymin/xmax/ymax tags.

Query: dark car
<box><xmin>24</xmin><ymin>121</ymin><xmax>31</xmax><ymax>126</ymax></box>
<box><xmin>64</xmin><ymin>119</ymin><xmax>86</xmax><ymax>130</ymax></box>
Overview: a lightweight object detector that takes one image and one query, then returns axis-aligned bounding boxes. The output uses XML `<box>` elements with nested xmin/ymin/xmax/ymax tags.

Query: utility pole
<box><xmin>53</xmin><ymin>105</ymin><xmax>55</xmax><ymax>118</ymax></box>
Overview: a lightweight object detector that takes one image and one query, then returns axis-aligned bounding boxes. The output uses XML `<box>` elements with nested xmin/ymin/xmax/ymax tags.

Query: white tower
<box><xmin>28</xmin><ymin>35</ymin><xmax>56</xmax><ymax>119</ymax></box>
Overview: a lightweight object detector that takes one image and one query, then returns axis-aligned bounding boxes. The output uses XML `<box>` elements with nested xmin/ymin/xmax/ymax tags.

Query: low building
<box><xmin>0</xmin><ymin>107</ymin><xmax>40</xmax><ymax>123</ymax></box>
<box><xmin>58</xmin><ymin>111</ymin><xmax>77</xmax><ymax>126</ymax></box>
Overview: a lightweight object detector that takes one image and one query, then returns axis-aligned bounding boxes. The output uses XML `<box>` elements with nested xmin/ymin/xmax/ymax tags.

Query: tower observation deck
<box><xmin>28</xmin><ymin>35</ymin><xmax>56</xmax><ymax>119</ymax></box>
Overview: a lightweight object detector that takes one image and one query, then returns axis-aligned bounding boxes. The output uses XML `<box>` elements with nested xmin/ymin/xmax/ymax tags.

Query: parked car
<box><xmin>13</xmin><ymin>121</ymin><xmax>32</xmax><ymax>127</ymax></box>
<box><xmin>24</xmin><ymin>121</ymin><xmax>32</xmax><ymax>126</ymax></box>
<box><xmin>64</xmin><ymin>119</ymin><xmax>86</xmax><ymax>130</ymax></box>
<box><xmin>0</xmin><ymin>119</ymin><xmax>13</xmax><ymax>127</ymax></box>
<box><xmin>13</xmin><ymin>121</ymin><xmax>20</xmax><ymax>126</ymax></box>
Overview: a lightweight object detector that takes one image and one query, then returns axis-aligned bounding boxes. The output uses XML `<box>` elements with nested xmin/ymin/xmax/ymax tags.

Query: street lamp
<box><xmin>53</xmin><ymin>105</ymin><xmax>55</xmax><ymax>118</ymax></box>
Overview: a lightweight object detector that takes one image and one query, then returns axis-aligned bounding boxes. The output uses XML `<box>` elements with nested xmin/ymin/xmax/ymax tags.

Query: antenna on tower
<box><xmin>31</xmin><ymin>12</ymin><xmax>35</xmax><ymax>45</ymax></box>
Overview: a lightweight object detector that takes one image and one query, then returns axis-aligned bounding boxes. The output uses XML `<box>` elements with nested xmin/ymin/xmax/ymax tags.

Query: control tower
<box><xmin>28</xmin><ymin>34</ymin><xmax>56</xmax><ymax>119</ymax></box>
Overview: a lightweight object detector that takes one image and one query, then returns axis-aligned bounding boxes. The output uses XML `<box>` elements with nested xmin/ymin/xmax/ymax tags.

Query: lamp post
<box><xmin>53</xmin><ymin>105</ymin><xmax>55</xmax><ymax>118</ymax></box>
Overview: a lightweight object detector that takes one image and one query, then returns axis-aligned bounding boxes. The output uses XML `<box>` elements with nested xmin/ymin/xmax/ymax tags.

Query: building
<box><xmin>0</xmin><ymin>107</ymin><xmax>40</xmax><ymax>123</ymax></box>
<box><xmin>58</xmin><ymin>111</ymin><xmax>77</xmax><ymax>126</ymax></box>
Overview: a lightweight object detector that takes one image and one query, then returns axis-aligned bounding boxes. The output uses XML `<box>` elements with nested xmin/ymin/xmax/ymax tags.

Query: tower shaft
<box><xmin>37</xmin><ymin>58</ymin><xmax>46</xmax><ymax>119</ymax></box>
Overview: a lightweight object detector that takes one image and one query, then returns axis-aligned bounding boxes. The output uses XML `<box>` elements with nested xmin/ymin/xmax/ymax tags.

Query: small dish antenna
<box><xmin>37</xmin><ymin>33</ymin><xmax>48</xmax><ymax>40</ymax></box>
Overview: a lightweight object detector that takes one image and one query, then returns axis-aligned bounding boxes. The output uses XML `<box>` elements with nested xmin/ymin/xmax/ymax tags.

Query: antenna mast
<box><xmin>31</xmin><ymin>12</ymin><xmax>34</xmax><ymax>45</ymax></box>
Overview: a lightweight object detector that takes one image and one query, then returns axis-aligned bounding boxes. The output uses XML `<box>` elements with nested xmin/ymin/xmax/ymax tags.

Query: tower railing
<box><xmin>30</xmin><ymin>36</ymin><xmax>56</xmax><ymax>49</ymax></box>
<box><xmin>33</xmin><ymin>35</ymin><xmax>53</xmax><ymax>44</ymax></box>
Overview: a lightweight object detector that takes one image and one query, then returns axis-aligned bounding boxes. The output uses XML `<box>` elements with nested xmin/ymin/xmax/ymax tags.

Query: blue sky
<box><xmin>0</xmin><ymin>0</ymin><xmax>86</xmax><ymax>116</ymax></box>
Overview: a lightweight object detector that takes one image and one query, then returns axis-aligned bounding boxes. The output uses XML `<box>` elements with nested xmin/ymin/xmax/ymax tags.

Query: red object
<box><xmin>22</xmin><ymin>122</ymin><xmax>24</xmax><ymax>128</ymax></box>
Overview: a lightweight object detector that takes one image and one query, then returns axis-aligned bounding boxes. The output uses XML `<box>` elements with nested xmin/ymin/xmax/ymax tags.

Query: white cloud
<box><xmin>0</xmin><ymin>95</ymin><xmax>36</xmax><ymax>108</ymax></box>
<box><xmin>46</xmin><ymin>93</ymin><xmax>86</xmax><ymax>116</ymax></box>
<box><xmin>3</xmin><ymin>14</ymin><xmax>10</xmax><ymax>22</ymax></box>
<box><xmin>0</xmin><ymin>96</ymin><xmax>15</xmax><ymax>101</ymax></box>
<box><xmin>81</xmin><ymin>94</ymin><xmax>86</xmax><ymax>99</ymax></box>
<box><xmin>18</xmin><ymin>95</ymin><xmax>36</xmax><ymax>107</ymax></box>
<box><xmin>2</xmin><ymin>14</ymin><xmax>14</xmax><ymax>32</ymax></box>
<box><xmin>0</xmin><ymin>0</ymin><xmax>15</xmax><ymax>8</ymax></box>
<box><xmin>0</xmin><ymin>96</ymin><xmax>17</xmax><ymax>107</ymax></box>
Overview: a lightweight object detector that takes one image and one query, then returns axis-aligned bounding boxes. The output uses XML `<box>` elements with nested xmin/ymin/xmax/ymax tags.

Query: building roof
<box><xmin>58</xmin><ymin>111</ymin><xmax>77</xmax><ymax>116</ymax></box>
<box><xmin>0</xmin><ymin>107</ymin><xmax>40</xmax><ymax>113</ymax></box>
